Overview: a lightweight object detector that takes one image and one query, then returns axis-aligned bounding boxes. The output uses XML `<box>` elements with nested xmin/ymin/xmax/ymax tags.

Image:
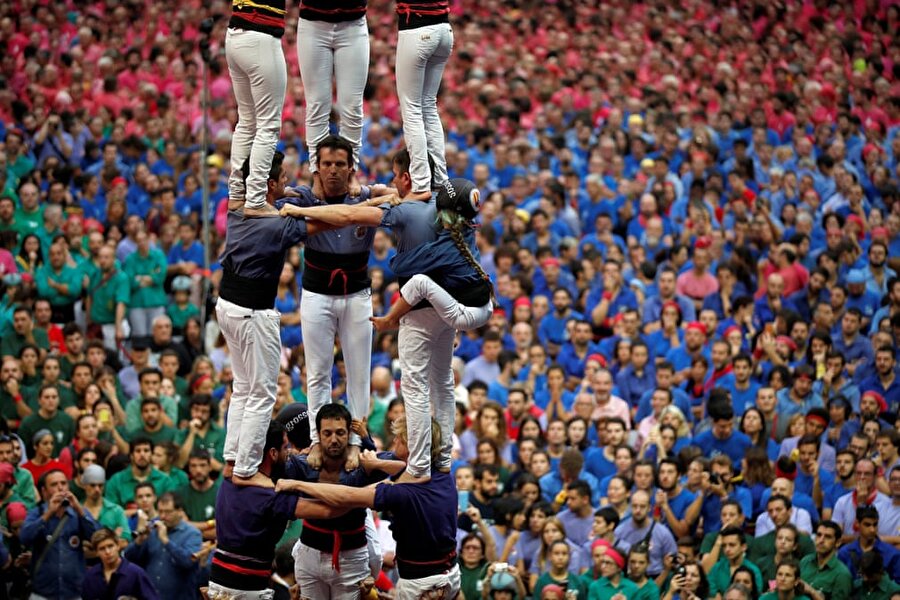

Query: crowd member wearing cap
<box><xmin>584</xmin><ymin>541</ymin><xmax>635</xmax><ymax>600</ymax></box>
<box><xmin>81</xmin><ymin>464</ymin><xmax>131</xmax><ymax>542</ymax></box>
<box><xmin>166</xmin><ymin>275</ymin><xmax>200</xmax><ymax>335</ymax></box>
<box><xmin>372</xmin><ymin>177</ymin><xmax>494</xmax><ymax>336</ymax></box>
<box><xmin>480</xmin><ymin>562</ymin><xmax>527</xmax><ymax>600</ymax></box>
<box><xmin>20</xmin><ymin>468</ymin><xmax>98</xmax><ymax>600</ymax></box>
<box><xmin>778</xmin><ymin>410</ymin><xmax>837</xmax><ymax>473</ymax></box>
<box><xmin>122</xmin><ymin>228</ymin><xmax>167</xmax><ymax>340</ymax></box>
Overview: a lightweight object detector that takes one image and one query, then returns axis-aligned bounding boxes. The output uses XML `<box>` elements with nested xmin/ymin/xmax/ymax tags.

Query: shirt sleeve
<box><xmin>281</xmin><ymin>217</ymin><xmax>309</xmax><ymax>247</ymax></box>
<box><xmin>372</xmin><ymin>481</ymin><xmax>403</xmax><ymax>512</ymax></box>
<box><xmin>272</xmin><ymin>491</ymin><xmax>300</xmax><ymax>521</ymax></box>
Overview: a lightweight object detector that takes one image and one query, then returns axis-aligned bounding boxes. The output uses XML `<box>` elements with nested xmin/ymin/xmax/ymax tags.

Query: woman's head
<box><xmin>459</xmin><ymin>533</ymin><xmax>485</xmax><ymax>564</ymax></box>
<box><xmin>775</xmin><ymin>523</ymin><xmax>799</xmax><ymax>558</ymax></box>
<box><xmin>606</xmin><ymin>475</ymin><xmax>630</xmax><ymax>504</ymax></box>
<box><xmin>774</xmin><ymin>560</ymin><xmax>800</xmax><ymax>593</ymax></box>
<box><xmin>541</xmin><ymin>516</ymin><xmax>566</xmax><ymax>545</ymax></box>
<box><xmin>548</xmin><ymin>539</ymin><xmax>571</xmax><ymax>571</ymax></box>
<box><xmin>740</xmin><ymin>407</ymin><xmax>766</xmax><ymax>438</ymax></box>
<box><xmin>730</xmin><ymin>565</ymin><xmax>759</xmax><ymax>597</ymax></box>
<box><xmin>514</xmin><ymin>473</ymin><xmax>541</xmax><ymax>507</ymax></box>
<box><xmin>517</xmin><ymin>416</ymin><xmax>543</xmax><ymax>444</ymax></box>
<box><xmin>476</xmin><ymin>438</ymin><xmax>502</xmax><ymax>467</ymax></box>
<box><xmin>32</xmin><ymin>430</ymin><xmax>54</xmax><ymax>458</ymax></box>
<box><xmin>566</xmin><ymin>416</ymin><xmax>589</xmax><ymax>449</ymax></box>
<box><xmin>476</xmin><ymin>402</ymin><xmax>507</xmax><ymax>441</ymax></box>
<box><xmin>527</xmin><ymin>501</ymin><xmax>553</xmax><ymax>533</ymax></box>
<box><xmin>529</xmin><ymin>450</ymin><xmax>551</xmax><ymax>478</ymax></box>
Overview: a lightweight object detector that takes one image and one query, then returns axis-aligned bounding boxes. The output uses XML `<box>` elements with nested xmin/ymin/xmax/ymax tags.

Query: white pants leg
<box><xmin>364</xmin><ymin>509</ymin><xmax>383</xmax><ymax>578</ymax></box>
<box><xmin>398</xmin><ymin>308</ymin><xmax>455</xmax><ymax>477</ymax></box>
<box><xmin>216</xmin><ymin>298</ymin><xmax>281</xmax><ymax>476</ymax></box>
<box><xmin>401</xmin><ymin>274</ymin><xmax>492</xmax><ymax>331</ymax></box>
<box><xmin>128</xmin><ymin>306</ymin><xmax>165</xmax><ymax>339</ymax></box>
<box><xmin>396</xmin><ymin>23</ymin><xmax>453</xmax><ymax>193</ymax></box>
<box><xmin>395</xmin><ymin>564</ymin><xmax>460</xmax><ymax>600</ymax></box>
<box><xmin>208</xmin><ymin>583</ymin><xmax>275</xmax><ymax>600</ymax></box>
<box><xmin>226</xmin><ymin>28</ymin><xmax>287</xmax><ymax>208</ymax></box>
<box><xmin>294</xmin><ymin>541</ymin><xmax>369</xmax><ymax>600</ymax></box>
<box><xmin>101</xmin><ymin>321</ymin><xmax>131</xmax><ymax>353</ymax></box>
<box><xmin>301</xmin><ymin>289</ymin><xmax>372</xmax><ymax>446</ymax></box>
<box><xmin>297</xmin><ymin>16</ymin><xmax>369</xmax><ymax>172</ymax></box>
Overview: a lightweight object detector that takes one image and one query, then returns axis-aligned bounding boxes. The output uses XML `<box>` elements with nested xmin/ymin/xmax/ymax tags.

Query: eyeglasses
<box><xmin>462</xmin><ymin>545</ymin><xmax>481</xmax><ymax>551</ymax></box>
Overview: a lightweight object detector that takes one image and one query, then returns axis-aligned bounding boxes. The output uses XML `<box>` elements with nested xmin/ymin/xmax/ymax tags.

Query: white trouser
<box><xmin>297</xmin><ymin>16</ymin><xmax>369</xmax><ymax>172</ymax></box>
<box><xmin>395</xmin><ymin>564</ymin><xmax>460</xmax><ymax>600</ymax></box>
<box><xmin>208</xmin><ymin>582</ymin><xmax>275</xmax><ymax>600</ymax></box>
<box><xmin>225</xmin><ymin>28</ymin><xmax>287</xmax><ymax>208</ymax></box>
<box><xmin>128</xmin><ymin>306</ymin><xmax>165</xmax><ymax>339</ymax></box>
<box><xmin>301</xmin><ymin>288</ymin><xmax>372</xmax><ymax>446</ymax></box>
<box><xmin>398</xmin><ymin>307</ymin><xmax>455</xmax><ymax>477</ymax></box>
<box><xmin>101</xmin><ymin>321</ymin><xmax>131</xmax><ymax>353</ymax></box>
<box><xmin>216</xmin><ymin>297</ymin><xmax>281</xmax><ymax>477</ymax></box>
<box><xmin>396</xmin><ymin>23</ymin><xmax>453</xmax><ymax>193</ymax></box>
<box><xmin>364</xmin><ymin>509</ymin><xmax>382</xmax><ymax>578</ymax></box>
<box><xmin>293</xmin><ymin>541</ymin><xmax>369</xmax><ymax>600</ymax></box>
<box><xmin>401</xmin><ymin>274</ymin><xmax>492</xmax><ymax>331</ymax></box>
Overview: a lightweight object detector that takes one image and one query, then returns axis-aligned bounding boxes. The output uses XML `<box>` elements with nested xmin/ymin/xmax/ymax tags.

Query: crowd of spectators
<box><xmin>2</xmin><ymin>0</ymin><xmax>900</xmax><ymax>598</ymax></box>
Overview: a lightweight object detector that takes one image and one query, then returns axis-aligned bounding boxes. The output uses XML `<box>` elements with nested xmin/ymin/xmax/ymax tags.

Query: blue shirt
<box><xmin>220</xmin><ymin>208</ymin><xmax>309</xmax><ymax>281</ymax></box>
<box><xmin>838</xmin><ymin>538</ymin><xmax>900</xmax><ymax>582</ymax></box>
<box><xmin>539</xmin><ymin>310</ymin><xmax>583</xmax><ymax>346</ymax></box>
<box><xmin>380</xmin><ymin>197</ymin><xmax>439</xmax><ymax>253</ymax></box>
<box><xmin>613</xmin><ymin>517</ymin><xmax>677</xmax><ymax>575</ymax></box>
<box><xmin>20</xmin><ymin>504</ymin><xmax>99</xmax><ymax>599</ymax></box>
<box><xmin>615</xmin><ymin>365</ymin><xmax>656</xmax><ymax>408</ymax></box>
<box><xmin>643</xmin><ymin>295</ymin><xmax>696</xmax><ymax>326</ymax></box>
<box><xmin>692</xmin><ymin>430</ymin><xmax>752</xmax><ymax>465</ymax></box>
<box><xmin>700</xmin><ymin>486</ymin><xmax>753</xmax><ymax>533</ymax></box>
<box><xmin>720</xmin><ymin>379</ymin><xmax>760</xmax><ymax>416</ymax></box>
<box><xmin>124</xmin><ymin>521</ymin><xmax>203</xmax><ymax>600</ymax></box>
<box><xmin>390</xmin><ymin>227</ymin><xmax>484</xmax><ymax>290</ymax></box>
<box><xmin>286</xmin><ymin>187</ymin><xmax>375</xmax><ymax>255</ymax></box>
<box><xmin>82</xmin><ymin>558</ymin><xmax>160</xmax><ymax>600</ymax></box>
<box><xmin>166</xmin><ymin>240</ymin><xmax>205</xmax><ymax>266</ymax></box>
<box><xmin>540</xmin><ymin>469</ymin><xmax>601</xmax><ymax>508</ymax></box>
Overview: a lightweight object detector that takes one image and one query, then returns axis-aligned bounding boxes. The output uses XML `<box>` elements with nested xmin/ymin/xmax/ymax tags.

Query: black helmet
<box><xmin>436</xmin><ymin>178</ymin><xmax>482</xmax><ymax>221</ymax></box>
<box><xmin>275</xmin><ymin>403</ymin><xmax>310</xmax><ymax>450</ymax></box>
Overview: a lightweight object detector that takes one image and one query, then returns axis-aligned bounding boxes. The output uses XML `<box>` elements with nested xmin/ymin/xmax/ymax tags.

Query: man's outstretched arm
<box><xmin>280</xmin><ymin>203</ymin><xmax>383</xmax><ymax>227</ymax></box>
<box><xmin>277</xmin><ymin>479</ymin><xmax>377</xmax><ymax>509</ymax></box>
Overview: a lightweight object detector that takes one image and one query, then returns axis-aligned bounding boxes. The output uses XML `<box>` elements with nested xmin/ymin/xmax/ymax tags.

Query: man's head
<box><xmin>856</xmin><ymin>505</ymin><xmax>880</xmax><ymax>543</ymax></box>
<box><xmin>129</xmin><ymin>436</ymin><xmax>154</xmax><ymax>471</ymax></box>
<box><xmin>630</xmin><ymin>490</ymin><xmax>652</xmax><ymax>526</ymax></box>
<box><xmin>719</xmin><ymin>526</ymin><xmax>747</xmax><ymax>563</ymax></box>
<box><xmin>140</xmin><ymin>398</ymin><xmax>162</xmax><ymax>429</ymax></box>
<box><xmin>474</xmin><ymin>464</ymin><xmax>500</xmax><ymax>500</ymax></box>
<box><xmin>91</xmin><ymin>528</ymin><xmax>121</xmax><ymax>569</ymax></box>
<box><xmin>11</xmin><ymin>306</ymin><xmax>32</xmax><ymax>336</ymax></box>
<box><xmin>657</xmin><ymin>458</ymin><xmax>681</xmax><ymax>492</ymax></box>
<box><xmin>37</xmin><ymin>385</ymin><xmax>60</xmax><ymax>415</ymax></box>
<box><xmin>187</xmin><ymin>450</ymin><xmax>211</xmax><ymax>485</ymax></box>
<box><xmin>188</xmin><ymin>394</ymin><xmax>215</xmax><ymax>427</ymax></box>
<box><xmin>138</xmin><ymin>368</ymin><xmax>162</xmax><ymax>398</ymax></box>
<box><xmin>767</xmin><ymin>494</ymin><xmax>792</xmax><ymax>528</ymax></box>
<box><xmin>39</xmin><ymin>469</ymin><xmax>68</xmax><ymax>502</ymax></box>
<box><xmin>565</xmin><ymin>480</ymin><xmax>592</xmax><ymax>515</ymax></box>
<box><xmin>719</xmin><ymin>499</ymin><xmax>744</xmax><ymax>530</ymax></box>
<box><xmin>507</xmin><ymin>387</ymin><xmax>529</xmax><ymax>420</ymax></box>
<box><xmin>875</xmin><ymin>346</ymin><xmax>895</xmax><ymax>376</ymax></box>
<box><xmin>316</xmin><ymin>135</ymin><xmax>354</xmax><ymax>196</ymax></box>
<box><xmin>797</xmin><ymin>434</ymin><xmax>821</xmax><ymax>471</ymax></box>
<box><xmin>875</xmin><ymin>430</ymin><xmax>900</xmax><ymax>463</ymax></box>
<box><xmin>242</xmin><ymin>151</ymin><xmax>286</xmax><ymax>202</ymax></box>
<box><xmin>815</xmin><ymin>520</ymin><xmax>841</xmax><ymax>557</ymax></box>
<box><xmin>134</xmin><ymin>482</ymin><xmax>157</xmax><ymax>513</ymax></box>
<box><xmin>157</xmin><ymin>492</ymin><xmax>185</xmax><ymax>529</ymax></box>
<box><xmin>316</xmin><ymin>403</ymin><xmax>351</xmax><ymax>461</ymax></box>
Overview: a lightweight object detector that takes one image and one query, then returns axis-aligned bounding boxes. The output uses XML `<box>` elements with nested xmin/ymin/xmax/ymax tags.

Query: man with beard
<box><xmin>824</xmin><ymin>450</ymin><xmax>857</xmax><ymax>520</ymax></box>
<box><xmin>788</xmin><ymin>267</ymin><xmax>830</xmax><ymax>322</ymax></box>
<box><xmin>814</xmin><ymin>351</ymin><xmax>861</xmax><ymax>412</ymax></box>
<box><xmin>285</xmin><ymin>403</ymin><xmax>404</xmax><ymax>599</ymax></box>
<box><xmin>105</xmin><ymin>437</ymin><xmax>174</xmax><ymax>512</ymax></box>
<box><xmin>127</xmin><ymin>398</ymin><xmax>177</xmax><ymax>445</ymax></box>
<box><xmin>459</xmin><ymin>464</ymin><xmax>501</xmax><ymax>532</ymax></box>
<box><xmin>720</xmin><ymin>354</ymin><xmax>759</xmax><ymax>416</ymax></box>
<box><xmin>753</xmin><ymin>273</ymin><xmax>795</xmax><ymax>332</ymax></box>
<box><xmin>799</xmin><ymin>520</ymin><xmax>852</xmax><ymax>600</ymax></box>
<box><xmin>209</xmin><ymin>420</ymin><xmax>349</xmax><ymax>599</ymax></box>
<box><xmin>863</xmin><ymin>242</ymin><xmax>895</xmax><ymax>297</ymax></box>
<box><xmin>277</xmin><ymin>418</ymin><xmax>462</xmax><ymax>600</ymax></box>
<box><xmin>664</xmin><ymin>322</ymin><xmax>710</xmax><ymax>385</ymax></box>
<box><xmin>860</xmin><ymin>346</ymin><xmax>900</xmax><ymax>413</ymax></box>
<box><xmin>178</xmin><ymin>450</ymin><xmax>220</xmax><ymax>542</ymax></box>
<box><xmin>175</xmin><ymin>395</ymin><xmax>225</xmax><ymax>472</ymax></box>
<box><xmin>871</xmin><ymin>277</ymin><xmax>900</xmax><ymax>334</ymax></box>
<box><xmin>642</xmin><ymin>267</ymin><xmax>696</xmax><ymax>333</ymax></box>
<box><xmin>775</xmin><ymin>365</ymin><xmax>823</xmax><ymax>438</ymax></box>
<box><xmin>655</xmin><ymin>457</ymin><xmax>697</xmax><ymax>539</ymax></box>
<box><xmin>613</xmin><ymin>490</ymin><xmax>677</xmax><ymax>578</ymax></box>
<box><xmin>85</xmin><ymin>244</ymin><xmax>131</xmax><ymax>353</ymax></box>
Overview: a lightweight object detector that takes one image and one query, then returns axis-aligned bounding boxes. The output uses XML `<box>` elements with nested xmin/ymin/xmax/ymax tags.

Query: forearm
<box><xmin>700</xmin><ymin>541</ymin><xmax>720</xmax><ymax>573</ymax></box>
<box><xmin>365</xmin><ymin>459</ymin><xmax>407</xmax><ymax>477</ymax></box>
<box><xmin>284</xmin><ymin>480</ymin><xmax>373</xmax><ymax>508</ymax></box>
<box><xmin>115</xmin><ymin>303</ymin><xmax>126</xmax><ymax>328</ymax></box>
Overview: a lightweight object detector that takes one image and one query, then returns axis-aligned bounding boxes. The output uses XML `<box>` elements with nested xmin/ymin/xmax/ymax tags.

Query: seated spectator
<box><xmin>703</xmin><ymin>526</ymin><xmax>763</xmax><ymax>599</ymax></box>
<box><xmin>851</xmin><ymin>551</ymin><xmax>900</xmax><ymax>599</ymax></box>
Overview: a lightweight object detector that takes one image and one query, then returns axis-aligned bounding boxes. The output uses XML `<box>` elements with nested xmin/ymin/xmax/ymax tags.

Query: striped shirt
<box><xmin>229</xmin><ymin>0</ymin><xmax>286</xmax><ymax>38</ymax></box>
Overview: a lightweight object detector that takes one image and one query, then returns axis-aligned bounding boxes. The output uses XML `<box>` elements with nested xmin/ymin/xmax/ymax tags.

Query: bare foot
<box><xmin>395</xmin><ymin>470</ymin><xmax>431</xmax><ymax>484</ymax></box>
<box><xmin>243</xmin><ymin>203</ymin><xmax>279</xmax><ymax>217</ymax></box>
<box><xmin>370</xmin><ymin>315</ymin><xmax>399</xmax><ymax>332</ymax></box>
<box><xmin>307</xmin><ymin>443</ymin><xmax>323</xmax><ymax>470</ymax></box>
<box><xmin>232</xmin><ymin>471</ymin><xmax>274</xmax><ymax>488</ymax></box>
<box><xmin>348</xmin><ymin>172</ymin><xmax>362</xmax><ymax>197</ymax></box>
<box><xmin>312</xmin><ymin>172</ymin><xmax>325</xmax><ymax>200</ymax></box>
<box><xmin>223</xmin><ymin>463</ymin><xmax>234</xmax><ymax>479</ymax></box>
<box><xmin>345</xmin><ymin>445</ymin><xmax>360</xmax><ymax>471</ymax></box>
<box><xmin>404</xmin><ymin>190</ymin><xmax>431</xmax><ymax>202</ymax></box>
<box><xmin>437</xmin><ymin>465</ymin><xmax>451</xmax><ymax>474</ymax></box>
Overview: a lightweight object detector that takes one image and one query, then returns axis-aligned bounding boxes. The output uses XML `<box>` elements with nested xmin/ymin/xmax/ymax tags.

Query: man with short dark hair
<box><xmin>105</xmin><ymin>437</ymin><xmax>174</xmax><ymax>511</ymax></box>
<box><xmin>800</xmin><ymin>520</ymin><xmax>851</xmax><ymax>600</ymax></box>
<box><xmin>175</xmin><ymin>394</ymin><xmax>225</xmax><ymax>471</ymax></box>
<box><xmin>124</xmin><ymin>368</ymin><xmax>177</xmax><ymax>432</ymax></box>
<box><xmin>692</xmin><ymin>402</ymin><xmax>751</xmax><ymax>465</ymax></box>
<box><xmin>82</xmin><ymin>527</ymin><xmax>160</xmax><ymax>599</ymax></box>
<box><xmin>705</xmin><ymin>526</ymin><xmax>763</xmax><ymax>598</ymax></box>
<box><xmin>1</xmin><ymin>306</ymin><xmax>49</xmax><ymax>359</ymax></box>
<box><xmin>177</xmin><ymin>450</ymin><xmax>220</xmax><ymax>542</ymax></box>
<box><xmin>127</xmin><ymin>398</ymin><xmax>177</xmax><ymax>445</ymax></box>
<box><xmin>541</xmin><ymin>448</ymin><xmax>601</xmax><ymax>508</ymax></box>
<box><xmin>557</xmin><ymin>480</ymin><xmax>594</xmax><ymax>547</ymax></box>
<box><xmin>860</xmin><ymin>345</ymin><xmax>900</xmax><ymax>412</ymax></box>
<box><xmin>655</xmin><ymin>458</ymin><xmax>697</xmax><ymax>539</ymax></box>
<box><xmin>838</xmin><ymin>505</ymin><xmax>900</xmax><ymax>581</ymax></box>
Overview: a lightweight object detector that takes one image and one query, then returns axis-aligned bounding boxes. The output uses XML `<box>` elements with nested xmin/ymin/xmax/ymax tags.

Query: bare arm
<box><xmin>294</xmin><ymin>498</ymin><xmax>351</xmax><ymax>520</ymax></box>
<box><xmin>276</xmin><ymin>479</ymin><xmax>377</xmax><ymax>509</ymax></box>
<box><xmin>360</xmin><ymin>450</ymin><xmax>407</xmax><ymax>477</ymax></box>
<box><xmin>279</xmin><ymin>203</ymin><xmax>384</xmax><ymax>227</ymax></box>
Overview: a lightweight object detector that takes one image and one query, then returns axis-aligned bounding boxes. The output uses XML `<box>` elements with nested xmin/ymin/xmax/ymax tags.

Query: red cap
<box><xmin>513</xmin><ymin>297</ymin><xmax>532</xmax><ymax>309</ymax></box>
<box><xmin>694</xmin><ymin>236</ymin><xmax>712</xmax><ymax>250</ymax></box>
<box><xmin>602</xmin><ymin>546</ymin><xmax>626</xmax><ymax>570</ymax></box>
<box><xmin>493</xmin><ymin>307</ymin><xmax>507</xmax><ymax>316</ymax></box>
<box><xmin>686</xmin><ymin>321</ymin><xmax>707</xmax><ymax>335</ymax></box>
<box><xmin>776</xmin><ymin>335</ymin><xmax>798</xmax><ymax>352</ymax></box>
<box><xmin>5</xmin><ymin>501</ymin><xmax>27</xmax><ymax>524</ymax></box>
<box><xmin>806</xmin><ymin>413</ymin><xmax>828</xmax><ymax>427</ymax></box>
<box><xmin>862</xmin><ymin>144</ymin><xmax>881</xmax><ymax>160</ymax></box>
<box><xmin>83</xmin><ymin>218</ymin><xmax>105</xmax><ymax>234</ymax></box>
<box><xmin>111</xmin><ymin>176</ymin><xmax>128</xmax><ymax>188</ymax></box>
<box><xmin>541</xmin><ymin>257</ymin><xmax>561</xmax><ymax>269</ymax></box>
<box><xmin>586</xmin><ymin>353</ymin><xmax>607</xmax><ymax>367</ymax></box>
<box><xmin>724</xmin><ymin>325</ymin><xmax>742</xmax><ymax>338</ymax></box>
<box><xmin>0</xmin><ymin>463</ymin><xmax>13</xmax><ymax>485</ymax></box>
<box><xmin>775</xmin><ymin>462</ymin><xmax>798</xmax><ymax>481</ymax></box>
<box><xmin>591</xmin><ymin>539</ymin><xmax>612</xmax><ymax>551</ymax></box>
<box><xmin>863</xmin><ymin>390</ymin><xmax>888</xmax><ymax>413</ymax></box>
<box><xmin>662</xmin><ymin>300</ymin><xmax>681</xmax><ymax>314</ymax></box>
<box><xmin>846</xmin><ymin>214</ymin><xmax>864</xmax><ymax>228</ymax></box>
<box><xmin>872</xmin><ymin>227</ymin><xmax>889</xmax><ymax>239</ymax></box>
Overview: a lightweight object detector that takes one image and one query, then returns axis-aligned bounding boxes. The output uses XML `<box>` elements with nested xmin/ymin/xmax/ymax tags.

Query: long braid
<box><xmin>440</xmin><ymin>209</ymin><xmax>496</xmax><ymax>304</ymax></box>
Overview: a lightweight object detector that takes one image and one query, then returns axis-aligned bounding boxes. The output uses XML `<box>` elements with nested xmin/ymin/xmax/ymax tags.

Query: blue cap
<box><xmin>846</xmin><ymin>270</ymin><xmax>866</xmax><ymax>285</ymax></box>
<box><xmin>490</xmin><ymin>572</ymin><xmax>516</xmax><ymax>591</ymax></box>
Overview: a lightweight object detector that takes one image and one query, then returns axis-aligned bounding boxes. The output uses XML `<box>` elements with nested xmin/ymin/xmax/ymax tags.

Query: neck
<box><xmin>550</xmin><ymin>566</ymin><xmax>568</xmax><ymax>578</ymax></box>
<box><xmin>817</xmin><ymin>550</ymin><xmax>834</xmax><ymax>566</ymax></box>
<box><xmin>729</xmin><ymin>555</ymin><xmax>743</xmax><ymax>567</ymax></box>
<box><xmin>132</xmin><ymin>464</ymin><xmax>150</xmax><ymax>478</ymax></box>
<box><xmin>33</xmin><ymin>454</ymin><xmax>50</xmax><ymax>465</ymax></box>
<box><xmin>103</xmin><ymin>557</ymin><xmax>121</xmax><ymax>573</ymax></box>
<box><xmin>85</xmin><ymin>495</ymin><xmax>103</xmax><ymax>509</ymax></box>
<box><xmin>38</xmin><ymin>408</ymin><xmax>56</xmax><ymax>419</ymax></box>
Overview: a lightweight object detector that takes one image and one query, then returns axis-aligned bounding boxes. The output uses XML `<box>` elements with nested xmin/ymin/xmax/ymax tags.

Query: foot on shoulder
<box><xmin>232</xmin><ymin>471</ymin><xmax>274</xmax><ymax>488</ymax></box>
<box><xmin>243</xmin><ymin>203</ymin><xmax>280</xmax><ymax>217</ymax></box>
<box><xmin>345</xmin><ymin>445</ymin><xmax>361</xmax><ymax>471</ymax></box>
<box><xmin>395</xmin><ymin>471</ymin><xmax>431</xmax><ymax>485</ymax></box>
<box><xmin>307</xmin><ymin>443</ymin><xmax>323</xmax><ymax>470</ymax></box>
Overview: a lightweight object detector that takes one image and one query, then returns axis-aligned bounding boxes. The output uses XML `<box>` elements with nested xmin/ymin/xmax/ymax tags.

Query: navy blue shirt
<box><xmin>82</xmin><ymin>557</ymin><xmax>160</xmax><ymax>600</ymax></box>
<box><xmin>221</xmin><ymin>210</ymin><xmax>310</xmax><ymax>281</ymax></box>
<box><xmin>390</xmin><ymin>226</ymin><xmax>484</xmax><ymax>290</ymax></box>
<box><xmin>214</xmin><ymin>479</ymin><xmax>299</xmax><ymax>561</ymax></box>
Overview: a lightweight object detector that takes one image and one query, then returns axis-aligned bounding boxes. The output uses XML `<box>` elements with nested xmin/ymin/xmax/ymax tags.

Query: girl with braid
<box><xmin>371</xmin><ymin>178</ymin><xmax>494</xmax><ymax>333</ymax></box>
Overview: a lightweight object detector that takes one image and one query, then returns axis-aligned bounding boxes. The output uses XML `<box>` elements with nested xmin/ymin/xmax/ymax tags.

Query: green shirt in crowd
<box><xmin>852</xmin><ymin>577</ymin><xmax>900</xmax><ymax>600</ymax></box>
<box><xmin>174</xmin><ymin>424</ymin><xmax>226</xmax><ymax>464</ymax></box>
<box><xmin>631</xmin><ymin>579</ymin><xmax>659</xmax><ymax>600</ymax></box>
<box><xmin>88</xmin><ymin>268</ymin><xmax>130</xmax><ymax>324</ymax></box>
<box><xmin>18</xmin><ymin>410</ymin><xmax>75</xmax><ymax>457</ymax></box>
<box><xmin>124</xmin><ymin>248</ymin><xmax>168</xmax><ymax>309</ymax></box>
<box><xmin>13</xmin><ymin>467</ymin><xmax>37</xmax><ymax>509</ymax></box>
<box><xmin>178</xmin><ymin>478</ymin><xmax>221</xmax><ymax>523</ymax></box>
<box><xmin>105</xmin><ymin>466</ymin><xmax>174</xmax><ymax>508</ymax></box>
<box><xmin>167</xmin><ymin>303</ymin><xmax>200</xmax><ymax>330</ymax></box>
<box><xmin>747</xmin><ymin>530</ymin><xmax>816</xmax><ymax>566</ymax></box>
<box><xmin>534</xmin><ymin>571</ymin><xmax>588</xmax><ymax>600</ymax></box>
<box><xmin>87</xmin><ymin>498</ymin><xmax>132</xmax><ymax>541</ymax></box>
<box><xmin>35</xmin><ymin>263</ymin><xmax>83</xmax><ymax>308</ymax></box>
<box><xmin>0</xmin><ymin>328</ymin><xmax>49</xmax><ymax>359</ymax></box>
<box><xmin>588</xmin><ymin>575</ymin><xmax>638</xmax><ymax>600</ymax></box>
<box><xmin>708</xmin><ymin>557</ymin><xmax>763</xmax><ymax>598</ymax></box>
<box><xmin>799</xmin><ymin>553</ymin><xmax>852</xmax><ymax>600</ymax></box>
<box><xmin>124</xmin><ymin>395</ymin><xmax>178</xmax><ymax>432</ymax></box>
<box><xmin>125</xmin><ymin>424</ymin><xmax>178</xmax><ymax>446</ymax></box>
